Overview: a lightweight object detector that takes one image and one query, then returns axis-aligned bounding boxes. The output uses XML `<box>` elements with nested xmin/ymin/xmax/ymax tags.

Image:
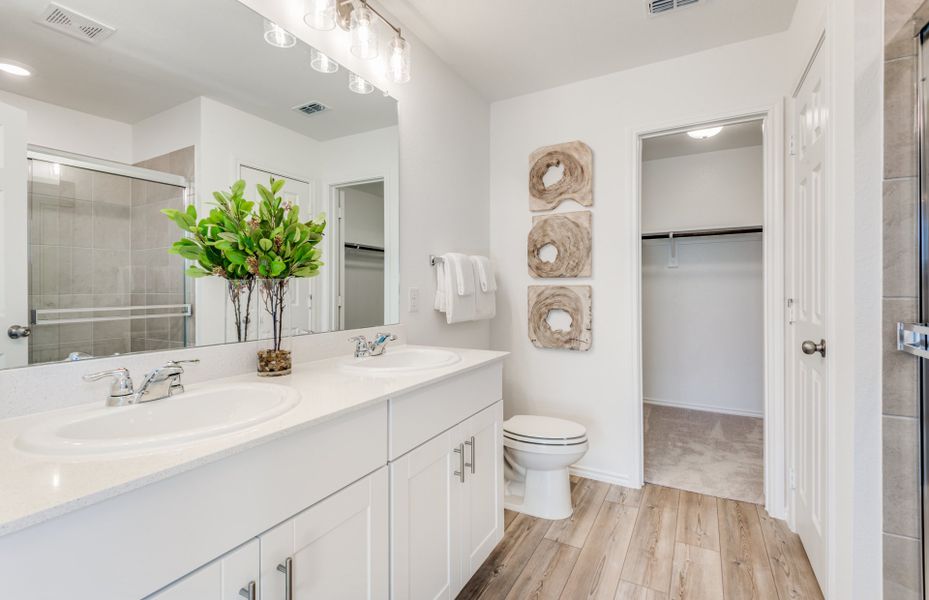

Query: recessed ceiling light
<box><xmin>0</xmin><ymin>61</ymin><xmax>32</xmax><ymax>77</ymax></box>
<box><xmin>687</xmin><ymin>126</ymin><xmax>723</xmax><ymax>140</ymax></box>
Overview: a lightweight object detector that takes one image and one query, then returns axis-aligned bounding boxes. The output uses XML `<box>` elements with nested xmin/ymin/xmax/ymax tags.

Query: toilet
<box><xmin>502</xmin><ymin>415</ymin><xmax>589</xmax><ymax>520</ymax></box>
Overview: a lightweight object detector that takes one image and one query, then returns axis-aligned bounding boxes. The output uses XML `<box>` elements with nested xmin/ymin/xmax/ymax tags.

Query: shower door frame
<box><xmin>25</xmin><ymin>145</ymin><xmax>193</xmax><ymax>361</ymax></box>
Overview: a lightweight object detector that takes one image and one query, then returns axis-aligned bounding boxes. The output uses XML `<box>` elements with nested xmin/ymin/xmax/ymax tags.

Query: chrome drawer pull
<box><xmin>453</xmin><ymin>443</ymin><xmax>465</xmax><ymax>482</ymax></box>
<box><xmin>277</xmin><ymin>557</ymin><xmax>293</xmax><ymax>600</ymax></box>
<box><xmin>465</xmin><ymin>436</ymin><xmax>475</xmax><ymax>474</ymax></box>
<box><xmin>238</xmin><ymin>581</ymin><xmax>256</xmax><ymax>600</ymax></box>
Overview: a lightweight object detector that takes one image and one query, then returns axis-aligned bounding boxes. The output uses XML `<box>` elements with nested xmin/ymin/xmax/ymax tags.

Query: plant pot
<box><xmin>256</xmin><ymin>278</ymin><xmax>294</xmax><ymax>376</ymax></box>
<box><xmin>226</xmin><ymin>279</ymin><xmax>256</xmax><ymax>343</ymax></box>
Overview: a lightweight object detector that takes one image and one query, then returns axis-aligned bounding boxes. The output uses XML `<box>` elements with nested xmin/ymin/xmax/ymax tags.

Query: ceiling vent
<box><xmin>293</xmin><ymin>102</ymin><xmax>329</xmax><ymax>116</ymax></box>
<box><xmin>36</xmin><ymin>3</ymin><xmax>116</xmax><ymax>44</ymax></box>
<box><xmin>648</xmin><ymin>0</ymin><xmax>701</xmax><ymax>15</ymax></box>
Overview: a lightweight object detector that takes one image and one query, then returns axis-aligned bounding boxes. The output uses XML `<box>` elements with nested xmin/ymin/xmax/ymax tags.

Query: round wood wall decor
<box><xmin>528</xmin><ymin>285</ymin><xmax>592</xmax><ymax>351</ymax></box>
<box><xmin>527</xmin><ymin>211</ymin><xmax>592</xmax><ymax>278</ymax></box>
<box><xmin>528</xmin><ymin>141</ymin><xmax>593</xmax><ymax>211</ymax></box>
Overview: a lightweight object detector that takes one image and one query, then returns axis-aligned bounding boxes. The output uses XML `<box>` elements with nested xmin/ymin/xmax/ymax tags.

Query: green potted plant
<box><xmin>162</xmin><ymin>180</ymin><xmax>258</xmax><ymax>343</ymax></box>
<box><xmin>248</xmin><ymin>177</ymin><xmax>326</xmax><ymax>376</ymax></box>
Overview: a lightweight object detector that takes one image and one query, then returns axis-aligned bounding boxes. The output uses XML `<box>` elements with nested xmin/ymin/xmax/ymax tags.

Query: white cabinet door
<box><xmin>391</xmin><ymin>401</ymin><xmax>504</xmax><ymax>600</ymax></box>
<box><xmin>146</xmin><ymin>539</ymin><xmax>259</xmax><ymax>600</ymax></box>
<box><xmin>457</xmin><ymin>401</ymin><xmax>504</xmax><ymax>581</ymax></box>
<box><xmin>391</xmin><ymin>429</ymin><xmax>462</xmax><ymax>600</ymax></box>
<box><xmin>261</xmin><ymin>467</ymin><xmax>389</xmax><ymax>600</ymax></box>
<box><xmin>0</xmin><ymin>101</ymin><xmax>28</xmax><ymax>369</ymax></box>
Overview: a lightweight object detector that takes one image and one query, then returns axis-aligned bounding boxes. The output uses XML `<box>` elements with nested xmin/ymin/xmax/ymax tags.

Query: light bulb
<box><xmin>263</xmin><ymin>19</ymin><xmax>296</xmax><ymax>48</ymax></box>
<box><xmin>687</xmin><ymin>126</ymin><xmax>723</xmax><ymax>140</ymax></box>
<box><xmin>350</xmin><ymin>5</ymin><xmax>378</xmax><ymax>60</ymax></box>
<box><xmin>310</xmin><ymin>48</ymin><xmax>339</xmax><ymax>74</ymax></box>
<box><xmin>387</xmin><ymin>36</ymin><xmax>410</xmax><ymax>84</ymax></box>
<box><xmin>348</xmin><ymin>72</ymin><xmax>374</xmax><ymax>94</ymax></box>
<box><xmin>304</xmin><ymin>0</ymin><xmax>335</xmax><ymax>31</ymax></box>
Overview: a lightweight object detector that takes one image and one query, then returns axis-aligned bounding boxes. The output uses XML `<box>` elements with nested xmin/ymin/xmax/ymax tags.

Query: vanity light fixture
<box><xmin>687</xmin><ymin>126</ymin><xmax>723</xmax><ymax>140</ymax></box>
<box><xmin>263</xmin><ymin>19</ymin><xmax>296</xmax><ymax>48</ymax></box>
<box><xmin>387</xmin><ymin>35</ymin><xmax>410</xmax><ymax>84</ymax></box>
<box><xmin>349</xmin><ymin>3</ymin><xmax>378</xmax><ymax>59</ymax></box>
<box><xmin>304</xmin><ymin>0</ymin><xmax>336</xmax><ymax>30</ymax></box>
<box><xmin>0</xmin><ymin>60</ymin><xmax>32</xmax><ymax>77</ymax></box>
<box><xmin>310</xmin><ymin>48</ymin><xmax>339</xmax><ymax>73</ymax></box>
<box><xmin>348</xmin><ymin>72</ymin><xmax>374</xmax><ymax>94</ymax></box>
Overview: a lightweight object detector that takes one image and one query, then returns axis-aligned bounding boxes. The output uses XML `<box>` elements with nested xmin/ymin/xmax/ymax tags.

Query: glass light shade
<box><xmin>687</xmin><ymin>126</ymin><xmax>723</xmax><ymax>140</ymax></box>
<box><xmin>387</xmin><ymin>36</ymin><xmax>410</xmax><ymax>84</ymax></box>
<box><xmin>304</xmin><ymin>0</ymin><xmax>336</xmax><ymax>30</ymax></box>
<box><xmin>310</xmin><ymin>48</ymin><xmax>339</xmax><ymax>73</ymax></box>
<box><xmin>350</xmin><ymin>6</ymin><xmax>379</xmax><ymax>59</ymax></box>
<box><xmin>348</xmin><ymin>72</ymin><xmax>374</xmax><ymax>94</ymax></box>
<box><xmin>263</xmin><ymin>19</ymin><xmax>296</xmax><ymax>48</ymax></box>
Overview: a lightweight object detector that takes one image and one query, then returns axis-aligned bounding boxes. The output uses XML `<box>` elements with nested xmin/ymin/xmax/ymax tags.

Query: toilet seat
<box><xmin>503</xmin><ymin>415</ymin><xmax>588</xmax><ymax>446</ymax></box>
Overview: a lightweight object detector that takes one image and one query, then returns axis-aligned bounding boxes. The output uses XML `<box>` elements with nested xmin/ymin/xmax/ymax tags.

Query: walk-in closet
<box><xmin>641</xmin><ymin>120</ymin><xmax>765</xmax><ymax>504</ymax></box>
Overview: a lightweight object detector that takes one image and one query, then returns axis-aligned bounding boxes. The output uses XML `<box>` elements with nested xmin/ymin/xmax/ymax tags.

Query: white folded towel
<box><xmin>470</xmin><ymin>256</ymin><xmax>496</xmax><ymax>320</ymax></box>
<box><xmin>443</xmin><ymin>255</ymin><xmax>476</xmax><ymax>323</ymax></box>
<box><xmin>445</xmin><ymin>253</ymin><xmax>475</xmax><ymax>296</ymax></box>
<box><xmin>434</xmin><ymin>260</ymin><xmax>447</xmax><ymax>311</ymax></box>
<box><xmin>471</xmin><ymin>256</ymin><xmax>497</xmax><ymax>292</ymax></box>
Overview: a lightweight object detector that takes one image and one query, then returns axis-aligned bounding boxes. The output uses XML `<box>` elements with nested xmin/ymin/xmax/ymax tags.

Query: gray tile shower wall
<box><xmin>132</xmin><ymin>146</ymin><xmax>195</xmax><ymax>353</ymax></box>
<box><xmin>883</xmin><ymin>0</ymin><xmax>925</xmax><ymax>598</ymax></box>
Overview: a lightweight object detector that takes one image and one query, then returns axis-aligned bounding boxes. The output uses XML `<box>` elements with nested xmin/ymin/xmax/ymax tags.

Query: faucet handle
<box><xmin>348</xmin><ymin>335</ymin><xmax>369</xmax><ymax>347</ymax></box>
<box><xmin>164</xmin><ymin>358</ymin><xmax>200</xmax><ymax>371</ymax></box>
<box><xmin>375</xmin><ymin>332</ymin><xmax>397</xmax><ymax>343</ymax></box>
<box><xmin>83</xmin><ymin>368</ymin><xmax>134</xmax><ymax>398</ymax></box>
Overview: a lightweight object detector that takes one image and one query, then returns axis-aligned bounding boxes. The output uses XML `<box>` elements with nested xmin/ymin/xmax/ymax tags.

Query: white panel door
<box><xmin>0</xmin><ymin>101</ymin><xmax>28</xmax><ymax>368</ymax></box>
<box><xmin>788</xmin><ymin>42</ymin><xmax>828</xmax><ymax>588</ymax></box>
<box><xmin>239</xmin><ymin>165</ymin><xmax>316</xmax><ymax>336</ymax></box>
<box><xmin>391</xmin><ymin>429</ymin><xmax>462</xmax><ymax>600</ymax></box>
<box><xmin>146</xmin><ymin>539</ymin><xmax>259</xmax><ymax>600</ymax></box>
<box><xmin>260</xmin><ymin>467</ymin><xmax>389</xmax><ymax>600</ymax></box>
<box><xmin>457</xmin><ymin>402</ymin><xmax>504</xmax><ymax>581</ymax></box>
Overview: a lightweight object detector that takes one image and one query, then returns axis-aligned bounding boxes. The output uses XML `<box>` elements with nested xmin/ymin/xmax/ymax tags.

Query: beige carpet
<box><xmin>644</xmin><ymin>403</ymin><xmax>764</xmax><ymax>504</ymax></box>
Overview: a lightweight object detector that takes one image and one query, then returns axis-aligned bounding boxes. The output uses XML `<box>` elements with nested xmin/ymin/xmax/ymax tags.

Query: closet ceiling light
<box><xmin>0</xmin><ymin>61</ymin><xmax>32</xmax><ymax>77</ymax></box>
<box><xmin>305</xmin><ymin>0</ymin><xmax>336</xmax><ymax>30</ymax></box>
<box><xmin>687</xmin><ymin>126</ymin><xmax>723</xmax><ymax>140</ymax></box>
<box><xmin>263</xmin><ymin>19</ymin><xmax>296</xmax><ymax>48</ymax></box>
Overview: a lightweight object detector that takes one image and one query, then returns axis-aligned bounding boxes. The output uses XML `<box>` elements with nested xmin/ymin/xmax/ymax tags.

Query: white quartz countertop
<box><xmin>0</xmin><ymin>345</ymin><xmax>507</xmax><ymax>537</ymax></box>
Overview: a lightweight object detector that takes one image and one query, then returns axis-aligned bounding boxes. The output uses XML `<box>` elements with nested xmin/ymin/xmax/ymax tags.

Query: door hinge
<box><xmin>789</xmin><ymin>135</ymin><xmax>797</xmax><ymax>157</ymax></box>
<box><xmin>786</xmin><ymin>297</ymin><xmax>796</xmax><ymax>324</ymax></box>
<box><xmin>337</xmin><ymin>295</ymin><xmax>343</xmax><ymax>308</ymax></box>
<box><xmin>788</xmin><ymin>467</ymin><xmax>797</xmax><ymax>491</ymax></box>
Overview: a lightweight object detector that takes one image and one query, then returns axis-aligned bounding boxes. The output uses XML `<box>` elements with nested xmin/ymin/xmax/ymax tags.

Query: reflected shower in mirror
<box><xmin>0</xmin><ymin>0</ymin><xmax>399</xmax><ymax>369</ymax></box>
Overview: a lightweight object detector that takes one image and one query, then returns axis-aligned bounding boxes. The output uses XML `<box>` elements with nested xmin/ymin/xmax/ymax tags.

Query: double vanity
<box><xmin>0</xmin><ymin>344</ymin><xmax>507</xmax><ymax>599</ymax></box>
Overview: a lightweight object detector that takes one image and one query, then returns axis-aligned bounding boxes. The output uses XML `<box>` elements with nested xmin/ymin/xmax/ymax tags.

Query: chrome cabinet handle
<box><xmin>277</xmin><ymin>558</ymin><xmax>293</xmax><ymax>600</ymax></box>
<box><xmin>453</xmin><ymin>443</ymin><xmax>465</xmax><ymax>483</ymax></box>
<box><xmin>801</xmin><ymin>339</ymin><xmax>826</xmax><ymax>358</ymax></box>
<box><xmin>7</xmin><ymin>325</ymin><xmax>30</xmax><ymax>339</ymax></box>
<box><xmin>465</xmin><ymin>436</ymin><xmax>475</xmax><ymax>474</ymax></box>
<box><xmin>238</xmin><ymin>581</ymin><xmax>256</xmax><ymax>600</ymax></box>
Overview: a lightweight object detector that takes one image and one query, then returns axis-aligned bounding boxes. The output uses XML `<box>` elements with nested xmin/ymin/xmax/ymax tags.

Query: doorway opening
<box><xmin>634</xmin><ymin>113</ymin><xmax>784</xmax><ymax>512</ymax></box>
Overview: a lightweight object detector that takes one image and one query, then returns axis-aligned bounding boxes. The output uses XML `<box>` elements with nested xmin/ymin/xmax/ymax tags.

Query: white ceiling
<box><xmin>643</xmin><ymin>120</ymin><xmax>763</xmax><ymax>161</ymax></box>
<box><xmin>0</xmin><ymin>0</ymin><xmax>397</xmax><ymax>140</ymax></box>
<box><xmin>385</xmin><ymin>0</ymin><xmax>798</xmax><ymax>100</ymax></box>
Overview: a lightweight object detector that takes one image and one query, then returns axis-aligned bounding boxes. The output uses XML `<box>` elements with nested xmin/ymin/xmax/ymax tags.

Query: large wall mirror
<box><xmin>0</xmin><ymin>0</ymin><xmax>399</xmax><ymax>369</ymax></box>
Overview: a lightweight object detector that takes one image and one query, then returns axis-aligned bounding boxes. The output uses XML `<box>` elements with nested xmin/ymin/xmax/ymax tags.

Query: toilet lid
<box><xmin>503</xmin><ymin>415</ymin><xmax>587</xmax><ymax>442</ymax></box>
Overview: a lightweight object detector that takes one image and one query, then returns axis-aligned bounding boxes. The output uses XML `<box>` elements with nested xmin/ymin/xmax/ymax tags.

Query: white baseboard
<box><xmin>569</xmin><ymin>465</ymin><xmax>636</xmax><ymax>488</ymax></box>
<box><xmin>644</xmin><ymin>397</ymin><xmax>763</xmax><ymax>419</ymax></box>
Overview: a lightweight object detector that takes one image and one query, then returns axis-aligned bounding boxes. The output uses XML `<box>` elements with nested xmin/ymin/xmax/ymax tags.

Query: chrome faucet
<box><xmin>349</xmin><ymin>333</ymin><xmax>398</xmax><ymax>358</ymax></box>
<box><xmin>83</xmin><ymin>359</ymin><xmax>200</xmax><ymax>407</ymax></box>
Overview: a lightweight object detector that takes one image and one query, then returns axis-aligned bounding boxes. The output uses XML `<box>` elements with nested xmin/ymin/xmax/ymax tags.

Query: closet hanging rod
<box><xmin>641</xmin><ymin>225</ymin><xmax>763</xmax><ymax>240</ymax></box>
<box><xmin>344</xmin><ymin>242</ymin><xmax>384</xmax><ymax>252</ymax></box>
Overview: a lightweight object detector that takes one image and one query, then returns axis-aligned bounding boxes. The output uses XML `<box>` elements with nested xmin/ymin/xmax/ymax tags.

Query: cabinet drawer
<box><xmin>389</xmin><ymin>363</ymin><xmax>502</xmax><ymax>460</ymax></box>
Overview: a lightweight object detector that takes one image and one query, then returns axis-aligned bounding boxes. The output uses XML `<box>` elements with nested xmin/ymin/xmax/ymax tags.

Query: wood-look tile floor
<box><xmin>458</xmin><ymin>477</ymin><xmax>823</xmax><ymax>600</ymax></box>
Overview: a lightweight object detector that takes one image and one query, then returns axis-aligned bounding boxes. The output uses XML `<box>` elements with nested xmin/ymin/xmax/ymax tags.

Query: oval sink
<box><xmin>15</xmin><ymin>383</ymin><xmax>300</xmax><ymax>458</ymax></box>
<box><xmin>340</xmin><ymin>348</ymin><xmax>461</xmax><ymax>375</ymax></box>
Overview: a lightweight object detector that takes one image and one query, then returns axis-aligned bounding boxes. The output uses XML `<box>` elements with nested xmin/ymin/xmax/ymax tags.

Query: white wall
<box><xmin>642</xmin><ymin>145</ymin><xmax>763</xmax><ymax>232</ymax></box>
<box><xmin>0</xmin><ymin>90</ymin><xmax>132</xmax><ymax>162</ymax></box>
<box><xmin>488</xmin><ymin>32</ymin><xmax>803</xmax><ymax>485</ymax></box>
<box><xmin>344</xmin><ymin>187</ymin><xmax>385</xmax><ymax>247</ymax></box>
<box><xmin>642</xmin><ymin>236</ymin><xmax>763</xmax><ymax>417</ymax></box>
<box><xmin>238</xmin><ymin>0</ymin><xmax>492</xmax><ymax>351</ymax></box>
<box><xmin>131</xmin><ymin>98</ymin><xmax>201</xmax><ymax>164</ymax></box>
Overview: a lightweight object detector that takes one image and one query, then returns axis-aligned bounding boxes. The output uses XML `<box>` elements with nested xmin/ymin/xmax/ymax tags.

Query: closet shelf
<box><xmin>641</xmin><ymin>225</ymin><xmax>763</xmax><ymax>240</ymax></box>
